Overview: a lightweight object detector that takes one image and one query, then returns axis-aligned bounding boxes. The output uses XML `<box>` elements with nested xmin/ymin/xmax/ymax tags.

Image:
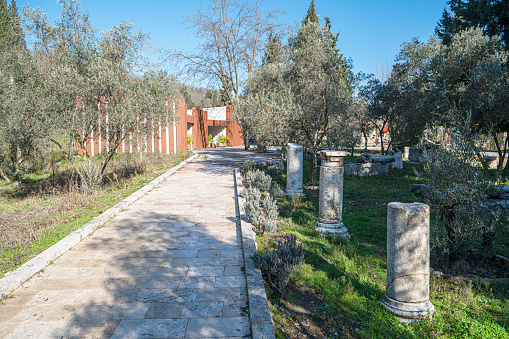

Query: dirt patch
<box><xmin>270</xmin><ymin>281</ymin><xmax>361</xmax><ymax>339</ymax></box>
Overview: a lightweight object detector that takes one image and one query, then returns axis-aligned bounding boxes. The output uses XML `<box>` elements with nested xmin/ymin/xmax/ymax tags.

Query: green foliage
<box><xmin>239</xmin><ymin>63</ymin><xmax>297</xmax><ymax>153</ymax></box>
<box><xmin>0</xmin><ymin>0</ymin><xmax>25</xmax><ymax>53</ymax></box>
<box><xmin>414</xmin><ymin>125</ymin><xmax>503</xmax><ymax>272</ymax></box>
<box><xmin>253</xmin><ymin>234</ymin><xmax>305</xmax><ymax>298</ymax></box>
<box><xmin>207</xmin><ymin>134</ymin><xmax>214</xmax><ymax>143</ymax></box>
<box><xmin>78</xmin><ymin>160</ymin><xmax>103</xmax><ymax>192</ymax></box>
<box><xmin>450</xmin><ymin>311</ymin><xmax>509</xmax><ymax>339</ymax></box>
<box><xmin>302</xmin><ymin>0</ymin><xmax>319</xmax><ymax>25</ymax></box>
<box><xmin>241</xmin><ymin>163</ymin><xmax>280</xmax><ymax>234</ymax></box>
<box><xmin>262</xmin><ymin>31</ymin><xmax>283</xmax><ymax>65</ymax></box>
<box><xmin>217</xmin><ymin>135</ymin><xmax>229</xmax><ymax>144</ymax></box>
<box><xmin>180</xmin><ymin>85</ymin><xmax>195</xmax><ymax>108</ymax></box>
<box><xmin>264</xmin><ymin>161</ymin><xmax>284</xmax><ymax>181</ymax></box>
<box><xmin>0</xmin><ymin>0</ymin><xmax>178</xmax><ymax>180</ymax></box>
<box><xmin>244</xmin><ymin>193</ymin><xmax>279</xmax><ymax>234</ymax></box>
<box><xmin>436</xmin><ymin>0</ymin><xmax>509</xmax><ymax>48</ymax></box>
<box><xmin>241</xmin><ymin>160</ymin><xmax>258</xmax><ymax>177</ymax></box>
<box><xmin>212</xmin><ymin>90</ymin><xmax>218</xmax><ymax>107</ymax></box>
<box><xmin>243</xmin><ymin>169</ymin><xmax>272</xmax><ymax>191</ymax></box>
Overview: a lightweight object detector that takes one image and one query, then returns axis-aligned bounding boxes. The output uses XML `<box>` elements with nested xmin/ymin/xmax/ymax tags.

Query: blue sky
<box><xmin>17</xmin><ymin>0</ymin><xmax>448</xmax><ymax>86</ymax></box>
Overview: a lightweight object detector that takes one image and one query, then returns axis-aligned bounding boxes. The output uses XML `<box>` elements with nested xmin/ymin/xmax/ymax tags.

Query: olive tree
<box><xmin>239</xmin><ymin>63</ymin><xmax>298</xmax><ymax>153</ymax></box>
<box><xmin>21</xmin><ymin>0</ymin><xmax>177</xmax><ymax>177</ymax></box>
<box><xmin>287</xmin><ymin>21</ymin><xmax>352</xmax><ymax>184</ymax></box>
<box><xmin>414</xmin><ymin>120</ymin><xmax>501</xmax><ymax>273</ymax></box>
<box><xmin>427</xmin><ymin>27</ymin><xmax>509</xmax><ymax>179</ymax></box>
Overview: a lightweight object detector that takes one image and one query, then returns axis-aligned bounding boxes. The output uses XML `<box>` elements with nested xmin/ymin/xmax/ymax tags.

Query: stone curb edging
<box><xmin>233</xmin><ymin>168</ymin><xmax>276</xmax><ymax>339</ymax></box>
<box><xmin>0</xmin><ymin>153</ymin><xmax>199</xmax><ymax>300</ymax></box>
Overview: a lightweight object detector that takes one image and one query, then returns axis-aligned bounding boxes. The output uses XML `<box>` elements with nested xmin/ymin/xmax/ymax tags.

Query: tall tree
<box><xmin>303</xmin><ymin>0</ymin><xmax>319</xmax><ymax>25</ymax></box>
<box><xmin>436</xmin><ymin>0</ymin><xmax>509</xmax><ymax>48</ymax></box>
<box><xmin>17</xmin><ymin>0</ymin><xmax>176</xmax><ymax>177</ymax></box>
<box><xmin>7</xmin><ymin>0</ymin><xmax>25</xmax><ymax>49</ymax></box>
<box><xmin>287</xmin><ymin>21</ymin><xmax>352</xmax><ymax>184</ymax></box>
<box><xmin>262</xmin><ymin>31</ymin><xmax>283</xmax><ymax>65</ymax></box>
<box><xmin>212</xmin><ymin>90</ymin><xmax>219</xmax><ymax>106</ymax></box>
<box><xmin>429</xmin><ymin>27</ymin><xmax>509</xmax><ymax>179</ymax></box>
<box><xmin>239</xmin><ymin>62</ymin><xmax>297</xmax><ymax>153</ymax></box>
<box><xmin>0</xmin><ymin>0</ymin><xmax>25</xmax><ymax>51</ymax></box>
<box><xmin>165</xmin><ymin>0</ymin><xmax>285</xmax><ymax>104</ymax></box>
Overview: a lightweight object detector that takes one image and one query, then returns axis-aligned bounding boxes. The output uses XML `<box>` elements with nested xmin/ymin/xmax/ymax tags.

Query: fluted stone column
<box><xmin>381</xmin><ymin>202</ymin><xmax>434</xmax><ymax>322</ymax></box>
<box><xmin>315</xmin><ymin>150</ymin><xmax>350</xmax><ymax>238</ymax></box>
<box><xmin>286</xmin><ymin>143</ymin><xmax>304</xmax><ymax>198</ymax></box>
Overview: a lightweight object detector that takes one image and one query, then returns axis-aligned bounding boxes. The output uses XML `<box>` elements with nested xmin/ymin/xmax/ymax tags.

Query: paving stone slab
<box><xmin>181</xmin><ymin>301</ymin><xmax>223</xmax><ymax>318</ymax></box>
<box><xmin>185</xmin><ymin>317</ymin><xmax>250</xmax><ymax>338</ymax></box>
<box><xmin>144</xmin><ymin>302</ymin><xmax>185</xmax><ymax>319</ymax></box>
<box><xmin>111</xmin><ymin>319</ymin><xmax>187</xmax><ymax>339</ymax></box>
<box><xmin>136</xmin><ymin>288</ymin><xmax>197</xmax><ymax>303</ymax></box>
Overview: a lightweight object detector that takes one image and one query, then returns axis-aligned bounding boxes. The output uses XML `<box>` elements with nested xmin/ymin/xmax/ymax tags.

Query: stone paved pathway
<box><xmin>0</xmin><ymin>159</ymin><xmax>251</xmax><ymax>338</ymax></box>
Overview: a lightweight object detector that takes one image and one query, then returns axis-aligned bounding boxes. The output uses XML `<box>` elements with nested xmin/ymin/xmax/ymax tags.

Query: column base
<box><xmin>380</xmin><ymin>293</ymin><xmax>434</xmax><ymax>323</ymax></box>
<box><xmin>285</xmin><ymin>189</ymin><xmax>305</xmax><ymax>198</ymax></box>
<box><xmin>315</xmin><ymin>221</ymin><xmax>350</xmax><ymax>239</ymax></box>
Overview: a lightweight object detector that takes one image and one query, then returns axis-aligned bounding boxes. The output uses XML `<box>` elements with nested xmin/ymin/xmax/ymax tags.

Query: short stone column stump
<box><xmin>286</xmin><ymin>143</ymin><xmax>305</xmax><ymax>198</ymax></box>
<box><xmin>381</xmin><ymin>202</ymin><xmax>435</xmax><ymax>322</ymax></box>
<box><xmin>315</xmin><ymin>150</ymin><xmax>350</xmax><ymax>238</ymax></box>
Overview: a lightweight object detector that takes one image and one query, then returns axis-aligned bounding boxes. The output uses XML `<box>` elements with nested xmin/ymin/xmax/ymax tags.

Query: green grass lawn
<box><xmin>259</xmin><ymin>161</ymin><xmax>509</xmax><ymax>339</ymax></box>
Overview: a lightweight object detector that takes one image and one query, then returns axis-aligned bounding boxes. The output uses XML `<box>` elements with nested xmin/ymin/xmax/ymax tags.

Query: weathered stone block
<box><xmin>344</xmin><ymin>162</ymin><xmax>389</xmax><ymax>176</ymax></box>
<box><xmin>392</xmin><ymin>152</ymin><xmax>403</xmax><ymax>169</ymax></box>
<box><xmin>408</xmin><ymin>148</ymin><xmax>424</xmax><ymax>162</ymax></box>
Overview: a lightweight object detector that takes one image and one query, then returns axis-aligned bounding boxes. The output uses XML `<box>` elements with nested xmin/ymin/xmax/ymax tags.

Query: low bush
<box><xmin>241</xmin><ymin>160</ymin><xmax>258</xmax><ymax>177</ymax></box>
<box><xmin>253</xmin><ymin>234</ymin><xmax>305</xmax><ymax>298</ymax></box>
<box><xmin>77</xmin><ymin>161</ymin><xmax>103</xmax><ymax>192</ymax></box>
<box><xmin>244</xmin><ymin>169</ymin><xmax>272</xmax><ymax>191</ymax></box>
<box><xmin>269</xmin><ymin>182</ymin><xmax>285</xmax><ymax>199</ymax></box>
<box><xmin>244</xmin><ymin>191</ymin><xmax>278</xmax><ymax>234</ymax></box>
<box><xmin>264</xmin><ymin>161</ymin><xmax>284</xmax><ymax>180</ymax></box>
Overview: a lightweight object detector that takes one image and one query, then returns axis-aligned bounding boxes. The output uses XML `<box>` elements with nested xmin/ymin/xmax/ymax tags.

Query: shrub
<box><xmin>241</xmin><ymin>160</ymin><xmax>258</xmax><ymax>176</ymax></box>
<box><xmin>244</xmin><ymin>194</ymin><xmax>278</xmax><ymax>234</ymax></box>
<box><xmin>264</xmin><ymin>161</ymin><xmax>284</xmax><ymax>180</ymax></box>
<box><xmin>253</xmin><ymin>234</ymin><xmax>305</xmax><ymax>298</ymax></box>
<box><xmin>244</xmin><ymin>169</ymin><xmax>271</xmax><ymax>191</ymax></box>
<box><xmin>208</xmin><ymin>134</ymin><xmax>214</xmax><ymax>143</ymax></box>
<box><xmin>414</xmin><ymin>126</ymin><xmax>502</xmax><ymax>273</ymax></box>
<box><xmin>217</xmin><ymin>135</ymin><xmax>229</xmax><ymax>143</ymax></box>
<box><xmin>243</xmin><ymin>186</ymin><xmax>279</xmax><ymax>234</ymax></box>
<box><xmin>241</xmin><ymin>187</ymin><xmax>262</xmax><ymax>202</ymax></box>
<box><xmin>269</xmin><ymin>182</ymin><xmax>285</xmax><ymax>199</ymax></box>
<box><xmin>77</xmin><ymin>161</ymin><xmax>103</xmax><ymax>192</ymax></box>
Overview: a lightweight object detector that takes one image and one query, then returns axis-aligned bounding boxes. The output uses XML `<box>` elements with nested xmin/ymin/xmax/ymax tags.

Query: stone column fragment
<box><xmin>403</xmin><ymin>146</ymin><xmax>410</xmax><ymax>159</ymax></box>
<box><xmin>392</xmin><ymin>151</ymin><xmax>403</xmax><ymax>169</ymax></box>
<box><xmin>381</xmin><ymin>202</ymin><xmax>434</xmax><ymax>322</ymax></box>
<box><xmin>315</xmin><ymin>150</ymin><xmax>350</xmax><ymax>238</ymax></box>
<box><xmin>285</xmin><ymin>143</ymin><xmax>304</xmax><ymax>198</ymax></box>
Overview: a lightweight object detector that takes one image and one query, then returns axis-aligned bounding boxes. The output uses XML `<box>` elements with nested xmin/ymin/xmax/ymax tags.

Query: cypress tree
<box><xmin>262</xmin><ymin>31</ymin><xmax>283</xmax><ymax>65</ymax></box>
<box><xmin>303</xmin><ymin>0</ymin><xmax>319</xmax><ymax>25</ymax></box>
<box><xmin>8</xmin><ymin>0</ymin><xmax>25</xmax><ymax>49</ymax></box>
<box><xmin>0</xmin><ymin>0</ymin><xmax>25</xmax><ymax>52</ymax></box>
<box><xmin>436</xmin><ymin>0</ymin><xmax>509</xmax><ymax>48</ymax></box>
